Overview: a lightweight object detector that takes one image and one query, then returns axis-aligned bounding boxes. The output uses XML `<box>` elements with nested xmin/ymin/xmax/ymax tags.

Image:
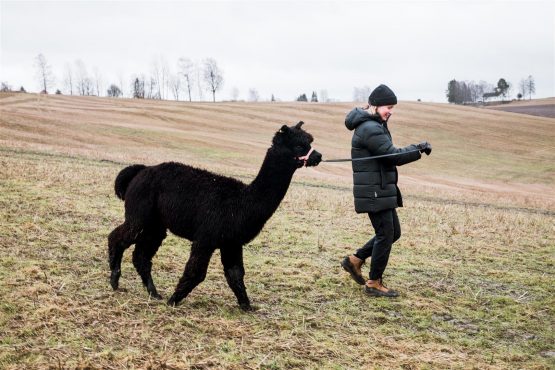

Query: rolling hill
<box><xmin>1</xmin><ymin>93</ymin><xmax>554</xmax><ymax>369</ymax></box>
<box><xmin>1</xmin><ymin>93</ymin><xmax>553</xmax><ymax>210</ymax></box>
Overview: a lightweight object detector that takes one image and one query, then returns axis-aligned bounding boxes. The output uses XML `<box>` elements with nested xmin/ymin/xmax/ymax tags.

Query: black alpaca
<box><xmin>108</xmin><ymin>121</ymin><xmax>321</xmax><ymax>310</ymax></box>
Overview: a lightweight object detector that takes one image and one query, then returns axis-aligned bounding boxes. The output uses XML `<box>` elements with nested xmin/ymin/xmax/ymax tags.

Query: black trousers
<box><xmin>354</xmin><ymin>208</ymin><xmax>401</xmax><ymax>280</ymax></box>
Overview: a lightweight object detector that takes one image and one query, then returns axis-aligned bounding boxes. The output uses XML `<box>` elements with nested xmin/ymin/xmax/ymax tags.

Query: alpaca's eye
<box><xmin>295</xmin><ymin>145</ymin><xmax>303</xmax><ymax>150</ymax></box>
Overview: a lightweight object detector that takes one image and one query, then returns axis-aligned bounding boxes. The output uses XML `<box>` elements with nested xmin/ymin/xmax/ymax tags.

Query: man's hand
<box><xmin>417</xmin><ymin>141</ymin><xmax>432</xmax><ymax>155</ymax></box>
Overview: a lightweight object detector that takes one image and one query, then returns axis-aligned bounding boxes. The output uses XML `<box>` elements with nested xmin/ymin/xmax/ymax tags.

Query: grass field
<box><xmin>1</xmin><ymin>93</ymin><xmax>554</xmax><ymax>369</ymax></box>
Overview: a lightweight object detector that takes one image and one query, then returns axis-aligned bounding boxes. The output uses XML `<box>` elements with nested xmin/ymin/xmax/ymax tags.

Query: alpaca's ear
<box><xmin>295</xmin><ymin>121</ymin><xmax>304</xmax><ymax>129</ymax></box>
<box><xmin>273</xmin><ymin>126</ymin><xmax>288</xmax><ymax>145</ymax></box>
<box><xmin>279</xmin><ymin>125</ymin><xmax>290</xmax><ymax>134</ymax></box>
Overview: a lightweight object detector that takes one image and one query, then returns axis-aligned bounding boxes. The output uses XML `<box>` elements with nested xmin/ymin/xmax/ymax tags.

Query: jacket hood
<box><xmin>345</xmin><ymin>107</ymin><xmax>382</xmax><ymax>131</ymax></box>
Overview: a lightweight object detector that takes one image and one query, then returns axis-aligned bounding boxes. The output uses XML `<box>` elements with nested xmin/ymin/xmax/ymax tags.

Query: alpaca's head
<box><xmin>272</xmin><ymin>121</ymin><xmax>322</xmax><ymax>168</ymax></box>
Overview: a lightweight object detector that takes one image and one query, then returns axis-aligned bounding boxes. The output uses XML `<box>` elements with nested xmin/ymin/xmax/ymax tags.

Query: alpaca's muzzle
<box><xmin>297</xmin><ymin>147</ymin><xmax>322</xmax><ymax>167</ymax></box>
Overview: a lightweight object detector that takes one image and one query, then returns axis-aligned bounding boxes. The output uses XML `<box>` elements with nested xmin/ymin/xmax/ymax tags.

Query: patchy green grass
<box><xmin>1</xmin><ymin>149</ymin><xmax>553</xmax><ymax>369</ymax></box>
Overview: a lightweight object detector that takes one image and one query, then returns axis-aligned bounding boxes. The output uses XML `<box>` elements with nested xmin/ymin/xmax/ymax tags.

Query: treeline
<box><xmin>446</xmin><ymin>76</ymin><xmax>536</xmax><ymax>104</ymax></box>
<box><xmin>27</xmin><ymin>54</ymin><xmax>225</xmax><ymax>102</ymax></box>
<box><xmin>2</xmin><ymin>53</ymin><xmax>337</xmax><ymax>103</ymax></box>
<box><xmin>296</xmin><ymin>92</ymin><xmax>321</xmax><ymax>102</ymax></box>
<box><xmin>3</xmin><ymin>53</ymin><xmax>542</xmax><ymax>104</ymax></box>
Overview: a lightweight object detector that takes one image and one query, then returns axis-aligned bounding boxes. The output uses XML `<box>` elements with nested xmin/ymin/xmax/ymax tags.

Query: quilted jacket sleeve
<box><xmin>362</xmin><ymin>123</ymin><xmax>421</xmax><ymax>166</ymax></box>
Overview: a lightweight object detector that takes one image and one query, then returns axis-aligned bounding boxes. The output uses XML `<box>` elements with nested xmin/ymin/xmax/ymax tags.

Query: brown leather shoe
<box><xmin>341</xmin><ymin>255</ymin><xmax>366</xmax><ymax>285</ymax></box>
<box><xmin>364</xmin><ymin>278</ymin><xmax>399</xmax><ymax>297</ymax></box>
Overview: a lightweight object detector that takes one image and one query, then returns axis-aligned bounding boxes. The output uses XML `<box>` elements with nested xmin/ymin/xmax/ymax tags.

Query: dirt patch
<box><xmin>487</xmin><ymin>104</ymin><xmax>555</xmax><ymax>118</ymax></box>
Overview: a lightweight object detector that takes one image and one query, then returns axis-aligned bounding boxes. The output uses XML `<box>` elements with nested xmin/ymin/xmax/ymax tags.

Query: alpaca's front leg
<box><xmin>167</xmin><ymin>242</ymin><xmax>214</xmax><ymax>306</ymax></box>
<box><xmin>221</xmin><ymin>248</ymin><xmax>253</xmax><ymax>311</ymax></box>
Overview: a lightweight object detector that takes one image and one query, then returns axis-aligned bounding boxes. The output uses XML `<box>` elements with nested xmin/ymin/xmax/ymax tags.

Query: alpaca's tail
<box><xmin>114</xmin><ymin>164</ymin><xmax>146</xmax><ymax>200</ymax></box>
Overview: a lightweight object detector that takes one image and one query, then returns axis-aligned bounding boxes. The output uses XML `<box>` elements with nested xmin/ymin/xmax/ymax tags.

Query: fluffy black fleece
<box><xmin>107</xmin><ymin>121</ymin><xmax>321</xmax><ymax>310</ymax></box>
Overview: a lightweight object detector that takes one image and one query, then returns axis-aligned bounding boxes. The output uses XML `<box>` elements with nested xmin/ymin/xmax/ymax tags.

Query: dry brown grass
<box><xmin>1</xmin><ymin>93</ymin><xmax>553</xmax><ymax>209</ymax></box>
<box><xmin>1</xmin><ymin>93</ymin><xmax>554</xmax><ymax>369</ymax></box>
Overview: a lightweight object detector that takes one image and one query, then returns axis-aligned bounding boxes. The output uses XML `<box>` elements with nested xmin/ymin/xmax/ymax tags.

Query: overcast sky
<box><xmin>1</xmin><ymin>0</ymin><xmax>553</xmax><ymax>102</ymax></box>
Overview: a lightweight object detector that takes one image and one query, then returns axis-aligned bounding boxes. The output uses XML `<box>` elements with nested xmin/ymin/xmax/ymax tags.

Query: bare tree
<box><xmin>150</xmin><ymin>58</ymin><xmax>162</xmax><ymax>100</ymax></box>
<box><xmin>478</xmin><ymin>81</ymin><xmax>494</xmax><ymax>102</ymax></box>
<box><xmin>470</xmin><ymin>83</ymin><xmax>479</xmax><ymax>102</ymax></box>
<box><xmin>472</xmin><ymin>81</ymin><xmax>484</xmax><ymax>103</ymax></box>
<box><xmin>149</xmin><ymin>56</ymin><xmax>170</xmax><ymax>100</ymax></box>
<box><xmin>92</xmin><ymin>67</ymin><xmax>103</xmax><ymax>96</ymax></box>
<box><xmin>353</xmin><ymin>86</ymin><xmax>372</xmax><ymax>102</ymax></box>
<box><xmin>160</xmin><ymin>57</ymin><xmax>170</xmax><ymax>100</ymax></box>
<box><xmin>74</xmin><ymin>60</ymin><xmax>91</xmax><ymax>96</ymax></box>
<box><xmin>169</xmin><ymin>73</ymin><xmax>181</xmax><ymax>101</ymax></box>
<box><xmin>196</xmin><ymin>67</ymin><xmax>204</xmax><ymax>101</ymax></box>
<box><xmin>202</xmin><ymin>58</ymin><xmax>223</xmax><ymax>102</ymax></box>
<box><xmin>117</xmin><ymin>70</ymin><xmax>126</xmax><ymax>98</ymax></box>
<box><xmin>519</xmin><ymin>78</ymin><xmax>528</xmax><ymax>99</ymax></box>
<box><xmin>83</xmin><ymin>78</ymin><xmax>94</xmax><ymax>96</ymax></box>
<box><xmin>248</xmin><ymin>88</ymin><xmax>259</xmax><ymax>102</ymax></box>
<box><xmin>63</xmin><ymin>63</ymin><xmax>74</xmax><ymax>95</ymax></box>
<box><xmin>34</xmin><ymin>53</ymin><xmax>55</xmax><ymax>93</ymax></box>
<box><xmin>146</xmin><ymin>76</ymin><xmax>159</xmax><ymax>99</ymax></box>
<box><xmin>178</xmin><ymin>57</ymin><xmax>195</xmax><ymax>102</ymax></box>
<box><xmin>466</xmin><ymin>80</ymin><xmax>489</xmax><ymax>103</ymax></box>
<box><xmin>526</xmin><ymin>75</ymin><xmax>536</xmax><ymax>100</ymax></box>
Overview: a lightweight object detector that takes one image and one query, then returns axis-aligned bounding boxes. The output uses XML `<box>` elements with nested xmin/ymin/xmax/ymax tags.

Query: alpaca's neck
<box><xmin>247</xmin><ymin>147</ymin><xmax>296</xmax><ymax>214</ymax></box>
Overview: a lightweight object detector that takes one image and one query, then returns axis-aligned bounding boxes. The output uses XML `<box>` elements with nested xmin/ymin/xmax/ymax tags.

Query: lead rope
<box><xmin>323</xmin><ymin>148</ymin><xmax>421</xmax><ymax>163</ymax></box>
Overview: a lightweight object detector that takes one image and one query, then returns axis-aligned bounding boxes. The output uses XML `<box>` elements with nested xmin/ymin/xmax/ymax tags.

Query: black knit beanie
<box><xmin>368</xmin><ymin>84</ymin><xmax>397</xmax><ymax>106</ymax></box>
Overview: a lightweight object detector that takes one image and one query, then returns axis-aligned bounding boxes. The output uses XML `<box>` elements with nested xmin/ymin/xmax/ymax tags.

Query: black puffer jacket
<box><xmin>345</xmin><ymin>108</ymin><xmax>421</xmax><ymax>213</ymax></box>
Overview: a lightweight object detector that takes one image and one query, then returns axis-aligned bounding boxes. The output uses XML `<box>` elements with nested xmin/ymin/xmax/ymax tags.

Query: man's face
<box><xmin>376</xmin><ymin>105</ymin><xmax>395</xmax><ymax>121</ymax></box>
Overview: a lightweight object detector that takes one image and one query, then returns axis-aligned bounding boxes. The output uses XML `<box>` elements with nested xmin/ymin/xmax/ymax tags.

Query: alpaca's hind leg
<box><xmin>221</xmin><ymin>247</ymin><xmax>252</xmax><ymax>311</ymax></box>
<box><xmin>108</xmin><ymin>222</ymin><xmax>137</xmax><ymax>290</ymax></box>
<box><xmin>132</xmin><ymin>226</ymin><xmax>167</xmax><ymax>300</ymax></box>
<box><xmin>167</xmin><ymin>242</ymin><xmax>214</xmax><ymax>306</ymax></box>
